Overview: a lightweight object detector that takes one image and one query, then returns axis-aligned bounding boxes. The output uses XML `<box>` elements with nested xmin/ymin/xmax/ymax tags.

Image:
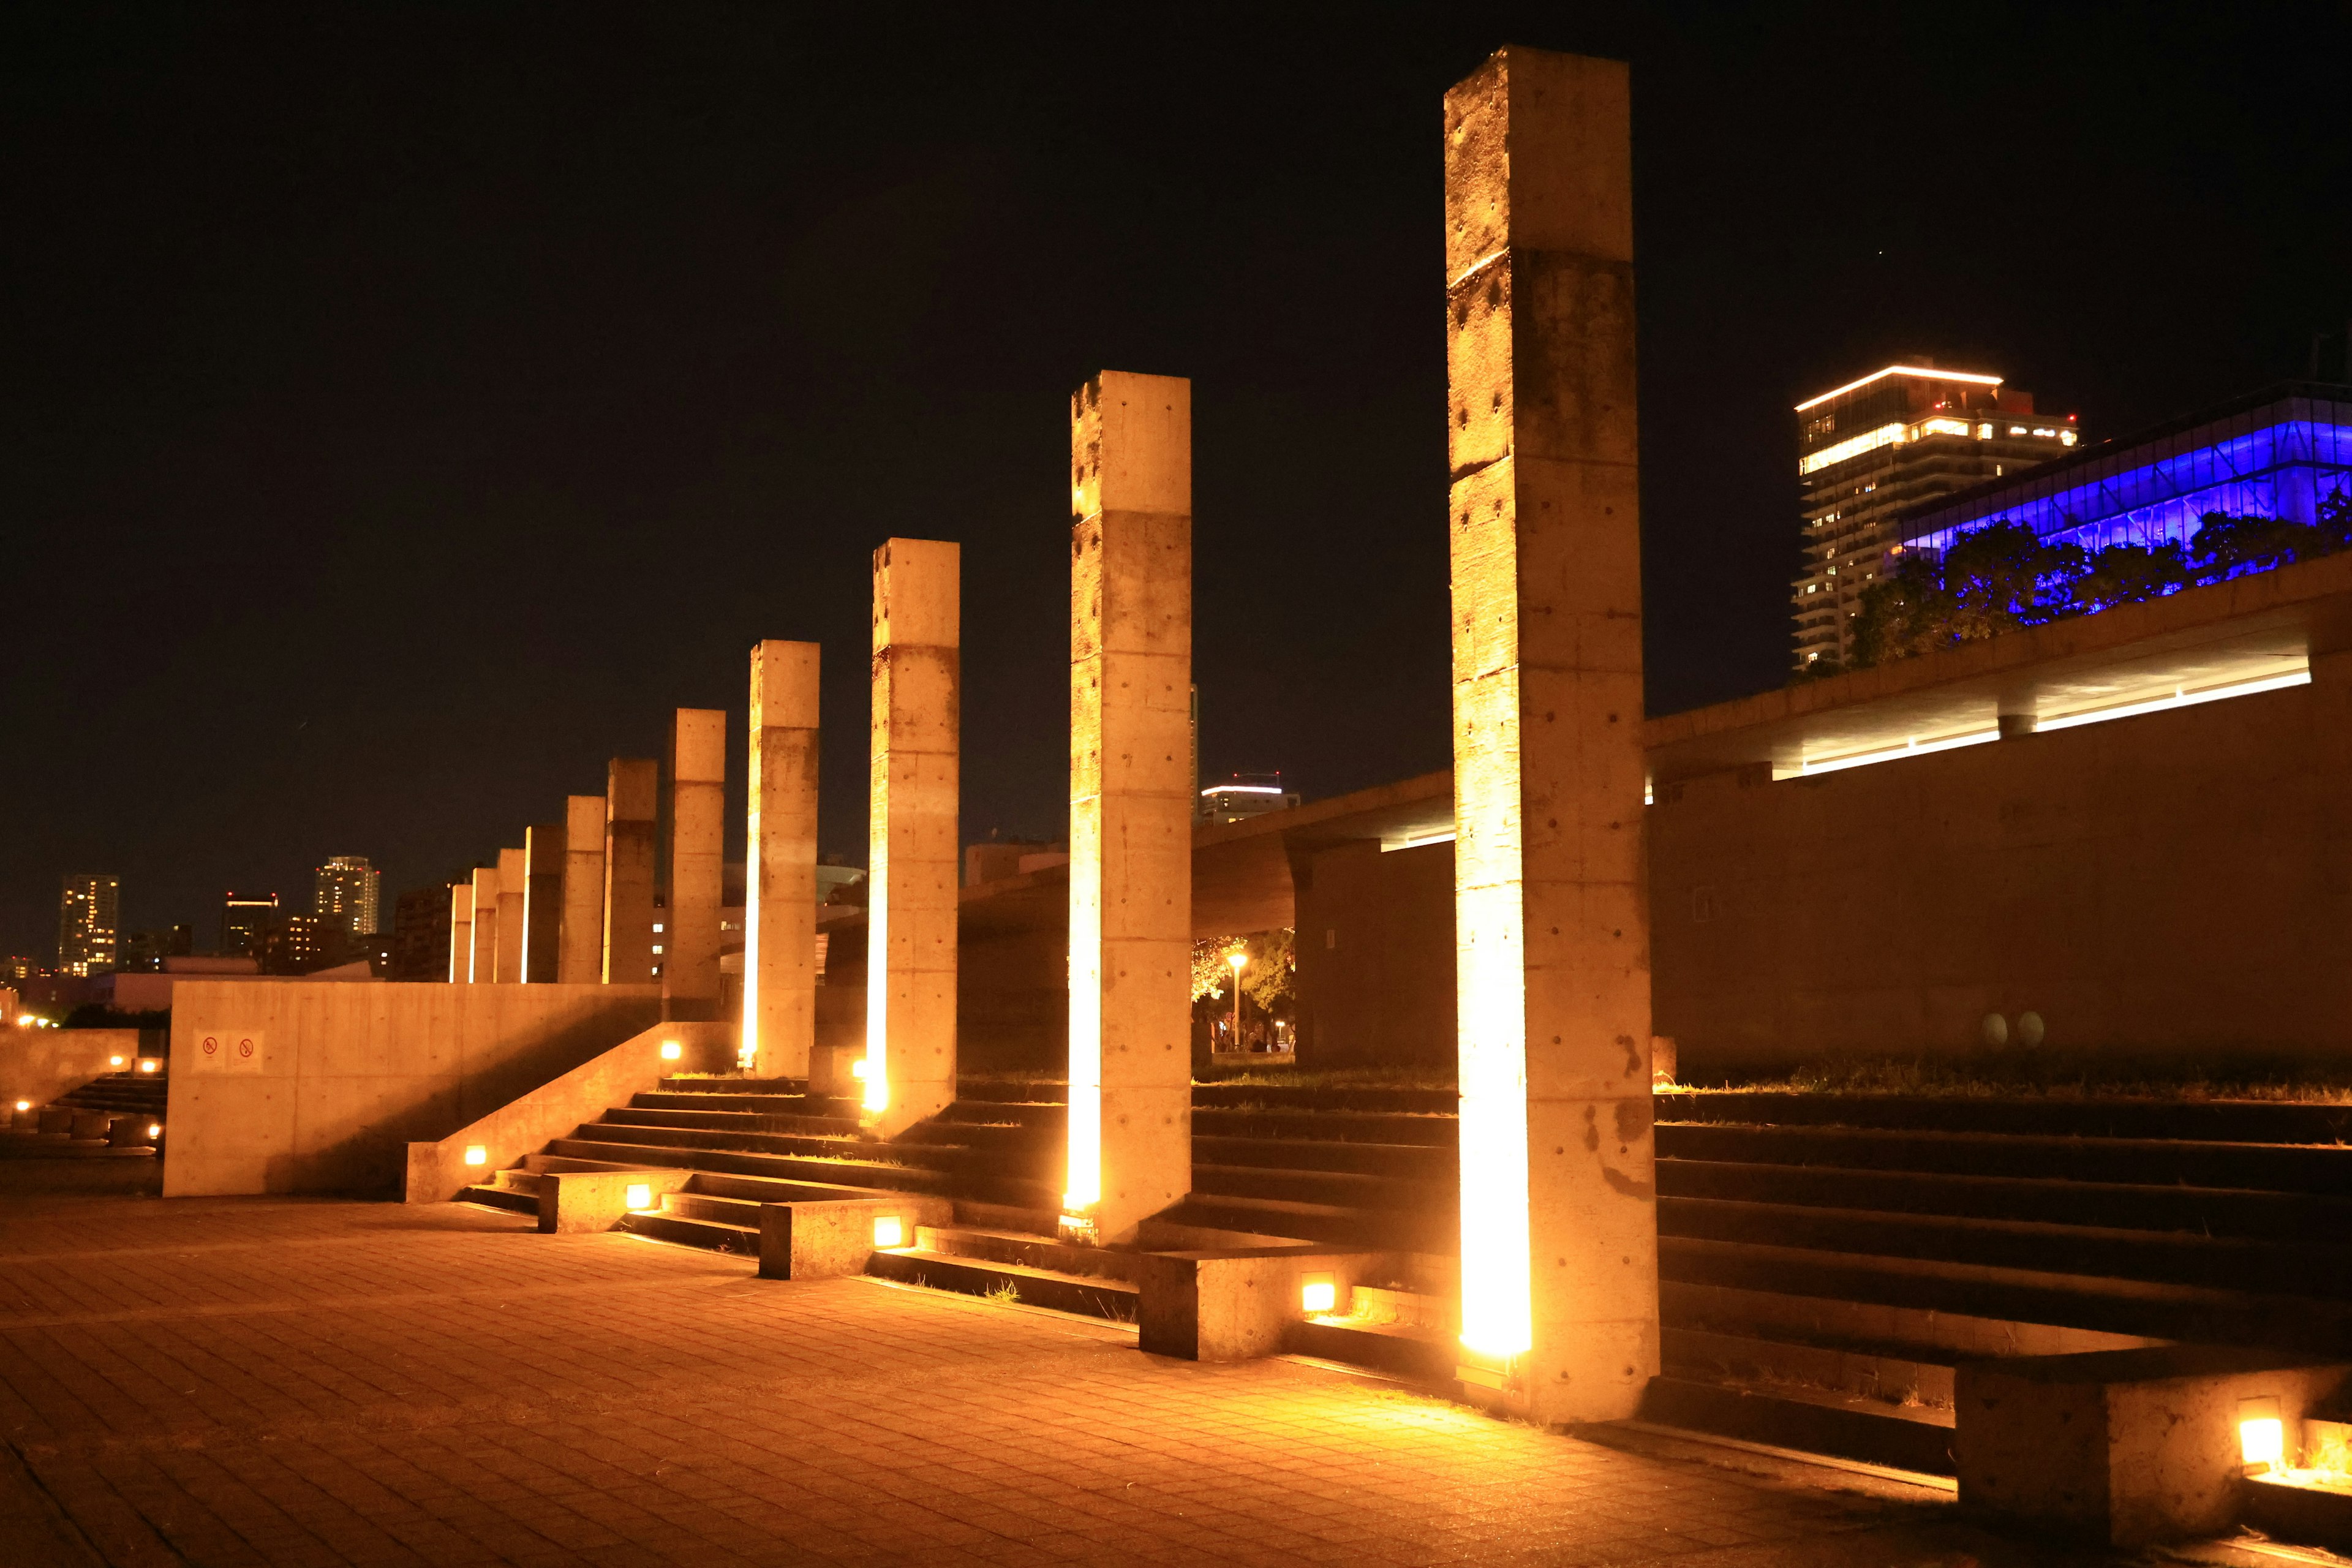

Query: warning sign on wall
<box><xmin>194</xmin><ymin>1031</ymin><xmax>265</xmax><ymax>1074</ymax></box>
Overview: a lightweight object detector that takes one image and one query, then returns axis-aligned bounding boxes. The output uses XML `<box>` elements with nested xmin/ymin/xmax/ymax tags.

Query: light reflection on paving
<box><xmin>0</xmin><ymin>1194</ymin><xmax>2082</xmax><ymax>1566</ymax></box>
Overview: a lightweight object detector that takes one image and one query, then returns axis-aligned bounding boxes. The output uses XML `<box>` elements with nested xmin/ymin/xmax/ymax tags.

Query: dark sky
<box><xmin>6</xmin><ymin>2</ymin><xmax>2349</xmax><ymax>959</ymax></box>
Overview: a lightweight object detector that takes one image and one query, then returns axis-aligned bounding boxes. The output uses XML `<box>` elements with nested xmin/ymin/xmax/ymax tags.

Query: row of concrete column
<box><xmin>435</xmin><ymin>43</ymin><xmax>1652</xmax><ymax>1432</ymax></box>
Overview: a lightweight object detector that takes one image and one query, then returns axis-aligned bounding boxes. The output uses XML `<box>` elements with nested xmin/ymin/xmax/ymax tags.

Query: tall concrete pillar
<box><xmin>447</xmin><ymin>881</ymin><xmax>473</xmax><ymax>984</ymax></box>
<box><xmin>864</xmin><ymin>539</ymin><xmax>959</xmax><ymax>1137</ymax></box>
<box><xmin>559</xmin><ymin>794</ymin><xmax>607</xmax><ymax>983</ymax></box>
<box><xmin>602</xmin><ymin>759</ymin><xmax>658</xmax><ymax>985</ymax></box>
<box><xmin>494</xmin><ymin>848</ymin><xmax>526</xmax><ymax>982</ymax></box>
<box><xmin>746</xmin><ymin>641</ymin><xmax>821</xmax><ymax>1079</ymax></box>
<box><xmin>1062</xmin><ymin>371</ymin><xmax>1193</xmax><ymax>1245</ymax></box>
<box><xmin>521</xmin><ymin>823</ymin><xmax>564</xmax><ymax>982</ymax></box>
<box><xmin>469</xmin><ymin>865</ymin><xmax>500</xmax><ymax>984</ymax></box>
<box><xmin>665</xmin><ymin>710</ymin><xmax>726</xmax><ymax>1018</ymax></box>
<box><xmin>1443</xmin><ymin>47</ymin><xmax>1657</xmax><ymax>1424</ymax></box>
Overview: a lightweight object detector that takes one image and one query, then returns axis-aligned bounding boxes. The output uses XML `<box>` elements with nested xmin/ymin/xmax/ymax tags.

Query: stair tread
<box><xmin>878</xmin><ymin>1247</ymin><xmax>1140</xmax><ymax>1295</ymax></box>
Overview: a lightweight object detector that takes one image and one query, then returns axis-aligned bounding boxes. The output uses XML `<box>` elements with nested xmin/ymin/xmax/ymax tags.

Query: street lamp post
<box><xmin>1227</xmin><ymin>950</ymin><xmax>1248</xmax><ymax>1052</ymax></box>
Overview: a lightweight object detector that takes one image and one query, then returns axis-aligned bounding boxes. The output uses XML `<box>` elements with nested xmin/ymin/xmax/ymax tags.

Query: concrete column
<box><xmin>747</xmin><ymin>641</ymin><xmax>821</xmax><ymax>1079</ymax></box>
<box><xmin>1444</xmin><ymin>47</ymin><xmax>1657</xmax><ymax>1424</ymax></box>
<box><xmin>665</xmin><ymin>710</ymin><xmax>726</xmax><ymax>1018</ymax></box>
<box><xmin>559</xmin><ymin>794</ymin><xmax>606</xmax><ymax>983</ymax></box>
<box><xmin>1063</xmin><ymin>371</ymin><xmax>1193</xmax><ymax>1245</ymax></box>
<box><xmin>864</xmin><ymin>539</ymin><xmax>959</xmax><ymax>1138</ymax></box>
<box><xmin>494</xmin><ymin>848</ymin><xmax>526</xmax><ymax>982</ymax></box>
<box><xmin>521</xmin><ymin>823</ymin><xmax>564</xmax><ymax>982</ymax></box>
<box><xmin>602</xmin><ymin>758</ymin><xmax>658</xmax><ymax>984</ymax></box>
<box><xmin>468</xmin><ymin>865</ymin><xmax>499</xmax><ymax>984</ymax></box>
<box><xmin>447</xmin><ymin>881</ymin><xmax>473</xmax><ymax>984</ymax></box>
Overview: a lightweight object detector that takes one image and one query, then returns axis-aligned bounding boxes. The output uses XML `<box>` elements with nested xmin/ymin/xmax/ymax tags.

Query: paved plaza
<box><xmin>0</xmin><ymin>1180</ymin><xmax>2162</xmax><ymax>1566</ymax></box>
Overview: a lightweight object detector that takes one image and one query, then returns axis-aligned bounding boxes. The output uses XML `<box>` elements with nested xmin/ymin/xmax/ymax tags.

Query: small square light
<box><xmin>463</xmin><ymin>1145</ymin><xmax>488</xmax><ymax>1167</ymax></box>
<box><xmin>851</xmin><ymin>1058</ymin><xmax>869</xmax><ymax>1080</ymax></box>
<box><xmin>13</xmin><ymin>1100</ymin><xmax>28</xmax><ymax>1112</ymax></box>
<box><xmin>2242</xmin><ymin>1396</ymin><xmax>2286</xmax><ymax>1470</ymax></box>
<box><xmin>873</xmin><ymin>1215</ymin><xmax>905</xmax><ymax>1249</ymax></box>
<box><xmin>660</xmin><ymin>1041</ymin><xmax>682</xmax><ymax>1061</ymax></box>
<box><xmin>109</xmin><ymin>1055</ymin><xmax>124</xmax><ymax>1068</ymax></box>
<box><xmin>625</xmin><ymin>1183</ymin><xmax>653</xmax><ymax>1211</ymax></box>
<box><xmin>146</xmin><ymin>1123</ymin><xmax>161</xmax><ymax>1139</ymax></box>
<box><xmin>138</xmin><ymin>1059</ymin><xmax>159</xmax><ymax>1073</ymax></box>
<box><xmin>1300</xmin><ymin>1275</ymin><xmax>1338</xmax><ymax>1315</ymax></box>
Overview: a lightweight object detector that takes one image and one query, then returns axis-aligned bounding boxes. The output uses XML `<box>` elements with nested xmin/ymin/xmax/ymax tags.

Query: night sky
<box><xmin>6</xmin><ymin>3</ymin><xmax>2349</xmax><ymax>959</ymax></box>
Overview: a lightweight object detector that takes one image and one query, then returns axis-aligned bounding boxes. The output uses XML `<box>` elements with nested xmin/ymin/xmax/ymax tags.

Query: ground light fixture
<box><xmin>2242</xmin><ymin>1396</ymin><xmax>2286</xmax><ymax>1471</ymax></box>
<box><xmin>660</xmin><ymin>1040</ymin><xmax>682</xmax><ymax>1061</ymax></box>
<box><xmin>137</xmin><ymin>1059</ymin><xmax>159</xmax><ymax>1073</ymax></box>
<box><xmin>1300</xmin><ymin>1274</ymin><xmax>1337</xmax><ymax>1315</ymax></box>
<box><xmin>13</xmin><ymin>1100</ymin><xmax>28</xmax><ymax>1113</ymax></box>
<box><xmin>146</xmin><ymin>1124</ymin><xmax>160</xmax><ymax>1139</ymax></box>
<box><xmin>463</xmin><ymin>1145</ymin><xmax>488</xmax><ymax>1167</ymax></box>
<box><xmin>873</xmin><ymin>1214</ymin><xmax>905</xmax><ymax>1249</ymax></box>
<box><xmin>109</xmin><ymin>1055</ymin><xmax>124</xmax><ymax>1068</ymax></box>
<box><xmin>625</xmin><ymin>1183</ymin><xmax>652</xmax><ymax>1212</ymax></box>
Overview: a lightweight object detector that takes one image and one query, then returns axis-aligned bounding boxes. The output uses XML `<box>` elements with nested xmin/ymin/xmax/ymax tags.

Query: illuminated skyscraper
<box><xmin>56</xmin><ymin>875</ymin><xmax>119</xmax><ymax>976</ymax></box>
<box><xmin>222</xmin><ymin>891</ymin><xmax>278</xmax><ymax>959</ymax></box>
<box><xmin>314</xmin><ymin>855</ymin><xmax>382</xmax><ymax>937</ymax></box>
<box><xmin>1793</xmin><ymin>363</ymin><xmax>2078</xmax><ymax>671</ymax></box>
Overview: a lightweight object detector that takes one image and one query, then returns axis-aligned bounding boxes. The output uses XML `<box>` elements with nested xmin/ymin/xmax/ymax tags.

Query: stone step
<box><xmin>1635</xmin><ymin>1373</ymin><xmax>1956</xmax><ymax>1477</ymax></box>
<box><xmin>1661</xmin><ymin>1325</ymin><xmax>1956</xmax><ymax>1408</ymax></box>
<box><xmin>601</xmin><ymin>1106</ymin><xmax>869</xmax><ymax>1139</ymax></box>
<box><xmin>518</xmin><ymin>1152</ymin><xmax>882</xmax><ymax>1204</ymax></box>
<box><xmin>1655</xmin><ymin>1122</ymin><xmax>2352</xmax><ymax>1195</ymax></box>
<box><xmin>1159</xmin><ymin>1191</ymin><xmax>1453</xmax><ymax>1252</ymax></box>
<box><xmin>658</xmin><ymin>1074</ymin><xmax>807</xmax><ymax>1094</ymax></box>
<box><xmin>1193</xmin><ymin>1161</ymin><xmax>1449</xmax><ymax>1213</ymax></box>
<box><xmin>580</xmin><ymin>1118</ymin><xmax>960</xmax><ymax>1165</ymax></box>
<box><xmin>457</xmin><ymin>1184</ymin><xmax>537</xmax><ymax>1216</ymax></box>
<box><xmin>1657</xmin><ymin>1156</ymin><xmax>2352</xmax><ymax>1242</ymax></box>
<box><xmin>1660</xmin><ymin>1090</ymin><xmax>2352</xmax><ymax>1147</ymax></box>
<box><xmin>865</xmin><ymin>1246</ymin><xmax>1138</xmax><ymax>1320</ymax></box>
<box><xmin>911</xmin><ymin>1225</ymin><xmax>1141</xmax><ymax>1284</ymax></box>
<box><xmin>949</xmin><ymin>1081</ymin><xmax>1068</xmax><ymax>1107</ymax></box>
<box><xmin>632</xmin><ymin>1089</ymin><xmax>856</xmax><ymax>1121</ymax></box>
<box><xmin>1192</xmin><ymin>1084</ymin><xmax>1456</xmax><ymax>1115</ymax></box>
<box><xmin>927</xmin><ymin>1101</ymin><xmax>1067</xmax><ymax>1131</ymax></box>
<box><xmin>614</xmin><ymin>1208</ymin><xmax>758</xmax><ymax>1256</ymax></box>
<box><xmin>1192</xmin><ymin>1107</ymin><xmax>1458</xmax><ymax>1148</ymax></box>
<box><xmin>544</xmin><ymin>1136</ymin><xmax>954</xmax><ymax>1194</ymax></box>
<box><xmin>1659</xmin><ymin>1193</ymin><xmax>2352</xmax><ymax>1298</ymax></box>
<box><xmin>663</xmin><ymin>1191</ymin><xmax>762</xmax><ymax>1226</ymax></box>
<box><xmin>1284</xmin><ymin>1316</ymin><xmax>1457</xmax><ymax>1382</ymax></box>
<box><xmin>491</xmin><ymin>1169</ymin><xmax>547</xmax><ymax>1195</ymax></box>
<box><xmin>1658</xmin><ymin>1279</ymin><xmax>2160</xmax><ymax>1363</ymax></box>
<box><xmin>1659</xmin><ymin>1233</ymin><xmax>2352</xmax><ymax>1353</ymax></box>
<box><xmin>1194</xmin><ymin>1136</ymin><xmax>1455</xmax><ymax>1181</ymax></box>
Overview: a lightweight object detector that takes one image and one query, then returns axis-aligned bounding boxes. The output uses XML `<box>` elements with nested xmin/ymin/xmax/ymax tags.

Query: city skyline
<box><xmin>4</xmin><ymin>5</ymin><xmax>2348</xmax><ymax>959</ymax></box>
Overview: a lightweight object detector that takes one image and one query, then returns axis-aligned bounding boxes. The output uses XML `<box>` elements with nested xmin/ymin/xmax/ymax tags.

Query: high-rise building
<box><xmin>222</xmin><ymin>892</ymin><xmax>279</xmax><ymax>959</ymax></box>
<box><xmin>314</xmin><ymin>855</ymin><xmax>382</xmax><ymax>937</ymax></box>
<box><xmin>268</xmin><ymin>914</ymin><xmax>333</xmax><ymax>974</ymax></box>
<box><xmin>1793</xmin><ymin>363</ymin><xmax>2079</xmax><ymax>671</ymax></box>
<box><xmin>391</xmin><ymin>881</ymin><xmax>457</xmax><ymax>982</ymax></box>
<box><xmin>56</xmin><ymin>875</ymin><xmax>119</xmax><ymax>976</ymax></box>
<box><xmin>1198</xmin><ymin>773</ymin><xmax>1301</xmax><ymax>826</ymax></box>
<box><xmin>118</xmin><ymin>925</ymin><xmax>193</xmax><ymax>972</ymax></box>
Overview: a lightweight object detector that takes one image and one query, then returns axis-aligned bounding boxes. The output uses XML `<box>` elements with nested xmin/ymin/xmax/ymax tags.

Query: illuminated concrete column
<box><xmin>864</xmin><ymin>539</ymin><xmax>959</xmax><ymax>1137</ymax></box>
<box><xmin>469</xmin><ymin>865</ymin><xmax>500</xmax><ymax>984</ymax></box>
<box><xmin>494</xmin><ymin>848</ymin><xmax>526</xmax><ymax>982</ymax></box>
<box><xmin>602</xmin><ymin>758</ymin><xmax>658</xmax><ymax>984</ymax></box>
<box><xmin>1063</xmin><ymin>371</ymin><xmax>1193</xmax><ymax>1245</ymax></box>
<box><xmin>665</xmin><ymin>709</ymin><xmax>726</xmax><ymax>1017</ymax></box>
<box><xmin>447</xmin><ymin>881</ymin><xmax>473</xmax><ymax>983</ymax></box>
<box><xmin>1445</xmin><ymin>47</ymin><xmax>1657</xmax><ymax>1424</ymax></box>
<box><xmin>558</xmin><ymin>794</ymin><xmax>606</xmax><ymax>982</ymax></box>
<box><xmin>521</xmin><ymin>823</ymin><xmax>564</xmax><ymax>982</ymax></box>
<box><xmin>746</xmin><ymin>641</ymin><xmax>821</xmax><ymax>1079</ymax></box>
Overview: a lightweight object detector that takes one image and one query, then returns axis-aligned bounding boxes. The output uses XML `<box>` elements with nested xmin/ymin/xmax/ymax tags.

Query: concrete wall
<box><xmin>1292</xmin><ymin>840</ymin><xmax>1455</xmax><ymax>1072</ymax></box>
<box><xmin>165</xmin><ymin>981</ymin><xmax>662</xmax><ymax>1197</ymax></box>
<box><xmin>0</xmin><ymin>1027</ymin><xmax>148</xmax><ymax>1114</ymax></box>
<box><xmin>1650</xmin><ymin>672</ymin><xmax>2352</xmax><ymax>1072</ymax></box>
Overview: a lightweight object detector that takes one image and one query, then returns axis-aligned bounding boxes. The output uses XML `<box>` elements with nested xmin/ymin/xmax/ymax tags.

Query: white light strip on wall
<box><xmin>2035</xmin><ymin>668</ymin><xmax>2311</xmax><ymax>733</ymax></box>
<box><xmin>1379</xmin><ymin>831</ymin><xmax>1457</xmax><ymax>854</ymax></box>
<box><xmin>1795</xmin><ymin>364</ymin><xmax>2003</xmax><ymax>413</ymax></box>
<box><xmin>1790</xmin><ymin>728</ymin><xmax>2000</xmax><ymax>778</ymax></box>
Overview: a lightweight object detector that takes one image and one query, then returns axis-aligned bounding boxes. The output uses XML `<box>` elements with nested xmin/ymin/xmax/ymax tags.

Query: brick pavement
<box><xmin>0</xmin><ymin>1189</ymin><xmax>2116</xmax><ymax>1566</ymax></box>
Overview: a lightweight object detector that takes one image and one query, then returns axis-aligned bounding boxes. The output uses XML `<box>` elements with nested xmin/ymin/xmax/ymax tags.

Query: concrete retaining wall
<box><xmin>164</xmin><ymin>982</ymin><xmax>663</xmax><ymax>1197</ymax></box>
<box><xmin>0</xmin><ymin>1027</ymin><xmax>148</xmax><ymax>1116</ymax></box>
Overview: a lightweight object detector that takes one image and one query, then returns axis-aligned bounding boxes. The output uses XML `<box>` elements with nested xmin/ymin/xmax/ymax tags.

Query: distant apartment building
<box><xmin>268</xmin><ymin>914</ymin><xmax>333</xmax><ymax>974</ymax></box>
<box><xmin>56</xmin><ymin>874</ymin><xmax>120</xmax><ymax>976</ymax></box>
<box><xmin>314</xmin><ymin>855</ymin><xmax>382</xmax><ymax>937</ymax></box>
<box><xmin>118</xmin><ymin>925</ymin><xmax>194</xmax><ymax>972</ymax></box>
<box><xmin>221</xmin><ymin>892</ymin><xmax>279</xmax><ymax>959</ymax></box>
<box><xmin>390</xmin><ymin>882</ymin><xmax>456</xmax><ymax>981</ymax></box>
<box><xmin>1794</xmin><ymin>363</ymin><xmax>2079</xmax><ymax>671</ymax></box>
<box><xmin>1199</xmin><ymin>773</ymin><xmax>1301</xmax><ymax>826</ymax></box>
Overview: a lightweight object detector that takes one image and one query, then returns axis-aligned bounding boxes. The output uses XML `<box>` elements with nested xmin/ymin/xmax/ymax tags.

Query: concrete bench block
<box><xmin>758</xmin><ymin>1196</ymin><xmax>952</xmax><ymax>1280</ymax></box>
<box><xmin>68</xmin><ymin>1110</ymin><xmax>111</xmax><ymax>1139</ymax></box>
<box><xmin>1956</xmin><ymin>1345</ymin><xmax>2350</xmax><ymax>1545</ymax></box>
<box><xmin>1137</xmin><ymin>1248</ymin><xmax>1382</xmax><ymax>1363</ymax></box>
<box><xmin>105</xmin><ymin>1116</ymin><xmax>152</xmax><ymax>1148</ymax></box>
<box><xmin>537</xmin><ymin>1169</ymin><xmax>694</xmax><ymax>1234</ymax></box>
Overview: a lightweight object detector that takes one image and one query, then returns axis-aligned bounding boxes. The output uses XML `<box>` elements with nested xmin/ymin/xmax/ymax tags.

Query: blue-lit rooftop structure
<box><xmin>1899</xmin><ymin>382</ymin><xmax>2352</xmax><ymax>556</ymax></box>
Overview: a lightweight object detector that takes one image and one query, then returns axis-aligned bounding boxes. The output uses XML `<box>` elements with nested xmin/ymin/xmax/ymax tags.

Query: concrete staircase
<box><xmin>2</xmin><ymin>1069</ymin><xmax>168</xmax><ymax>1157</ymax></box>
<box><xmin>1646</xmin><ymin>1091</ymin><xmax>2352</xmax><ymax>1474</ymax></box>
